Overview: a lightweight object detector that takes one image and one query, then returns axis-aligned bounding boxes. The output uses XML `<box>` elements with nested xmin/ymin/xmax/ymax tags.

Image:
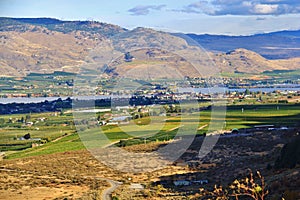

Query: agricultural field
<box><xmin>1</xmin><ymin>14</ymin><xmax>300</xmax><ymax>200</ymax></box>
<box><xmin>0</xmin><ymin>112</ymin><xmax>75</xmax><ymax>152</ymax></box>
<box><xmin>1</xmin><ymin>118</ymin><xmax>299</xmax><ymax>199</ymax></box>
<box><xmin>0</xmin><ymin>101</ymin><xmax>299</xmax><ymax>199</ymax></box>
<box><xmin>0</xmin><ymin>103</ymin><xmax>299</xmax><ymax>159</ymax></box>
<box><xmin>0</xmin><ymin>72</ymin><xmax>76</xmax><ymax>97</ymax></box>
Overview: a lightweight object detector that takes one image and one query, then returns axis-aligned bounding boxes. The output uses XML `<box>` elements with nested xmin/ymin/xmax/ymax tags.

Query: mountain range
<box><xmin>185</xmin><ymin>30</ymin><xmax>300</xmax><ymax>60</ymax></box>
<box><xmin>0</xmin><ymin>17</ymin><xmax>300</xmax><ymax>77</ymax></box>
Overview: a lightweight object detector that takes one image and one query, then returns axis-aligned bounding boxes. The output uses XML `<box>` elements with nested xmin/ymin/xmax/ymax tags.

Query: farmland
<box><xmin>0</xmin><ymin>102</ymin><xmax>299</xmax><ymax>159</ymax></box>
<box><xmin>1</xmin><ymin>14</ymin><xmax>300</xmax><ymax>200</ymax></box>
<box><xmin>1</xmin><ymin>112</ymin><xmax>299</xmax><ymax>199</ymax></box>
<box><xmin>0</xmin><ymin>101</ymin><xmax>300</xmax><ymax>199</ymax></box>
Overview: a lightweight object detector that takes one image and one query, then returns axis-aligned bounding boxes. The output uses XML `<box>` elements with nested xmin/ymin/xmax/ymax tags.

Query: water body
<box><xmin>0</xmin><ymin>95</ymin><xmax>130</xmax><ymax>104</ymax></box>
<box><xmin>178</xmin><ymin>86</ymin><xmax>300</xmax><ymax>94</ymax></box>
<box><xmin>0</xmin><ymin>97</ymin><xmax>68</xmax><ymax>104</ymax></box>
<box><xmin>0</xmin><ymin>86</ymin><xmax>299</xmax><ymax>104</ymax></box>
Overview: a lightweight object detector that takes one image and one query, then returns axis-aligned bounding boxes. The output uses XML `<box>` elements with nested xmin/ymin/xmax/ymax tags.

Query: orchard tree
<box><xmin>23</xmin><ymin>133</ymin><xmax>31</xmax><ymax>140</ymax></box>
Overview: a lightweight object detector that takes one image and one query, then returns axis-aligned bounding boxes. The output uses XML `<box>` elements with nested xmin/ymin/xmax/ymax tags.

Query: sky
<box><xmin>1</xmin><ymin>0</ymin><xmax>300</xmax><ymax>35</ymax></box>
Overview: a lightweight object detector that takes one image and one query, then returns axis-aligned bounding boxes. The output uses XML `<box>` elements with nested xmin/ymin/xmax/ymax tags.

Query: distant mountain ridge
<box><xmin>185</xmin><ymin>30</ymin><xmax>300</xmax><ymax>59</ymax></box>
<box><xmin>0</xmin><ymin>17</ymin><xmax>126</xmax><ymax>37</ymax></box>
<box><xmin>0</xmin><ymin>17</ymin><xmax>300</xmax><ymax>77</ymax></box>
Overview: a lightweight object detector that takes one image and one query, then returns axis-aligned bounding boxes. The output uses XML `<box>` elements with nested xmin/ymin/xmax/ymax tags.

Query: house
<box><xmin>173</xmin><ymin>180</ymin><xmax>190</xmax><ymax>186</ymax></box>
<box><xmin>32</xmin><ymin>143</ymin><xmax>43</xmax><ymax>148</ymax></box>
<box><xmin>129</xmin><ymin>184</ymin><xmax>144</xmax><ymax>190</ymax></box>
<box><xmin>192</xmin><ymin>180</ymin><xmax>209</xmax><ymax>185</ymax></box>
<box><xmin>116</xmin><ymin>106</ymin><xmax>131</xmax><ymax>111</ymax></box>
<box><xmin>106</xmin><ymin>122</ymin><xmax>118</xmax><ymax>126</ymax></box>
<box><xmin>254</xmin><ymin>125</ymin><xmax>274</xmax><ymax>130</ymax></box>
<box><xmin>109</xmin><ymin>116</ymin><xmax>132</xmax><ymax>124</ymax></box>
<box><xmin>25</xmin><ymin>122</ymin><xmax>34</xmax><ymax>126</ymax></box>
<box><xmin>38</xmin><ymin>117</ymin><xmax>46</xmax><ymax>122</ymax></box>
<box><xmin>18</xmin><ymin>137</ymin><xmax>41</xmax><ymax>141</ymax></box>
<box><xmin>98</xmin><ymin>121</ymin><xmax>107</xmax><ymax>126</ymax></box>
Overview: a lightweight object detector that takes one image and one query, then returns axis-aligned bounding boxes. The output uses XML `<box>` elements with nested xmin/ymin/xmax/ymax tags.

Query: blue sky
<box><xmin>1</xmin><ymin>0</ymin><xmax>300</xmax><ymax>35</ymax></box>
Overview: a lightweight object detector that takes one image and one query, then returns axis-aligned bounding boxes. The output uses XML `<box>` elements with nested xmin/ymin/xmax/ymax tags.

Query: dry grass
<box><xmin>1</xmin><ymin>129</ymin><xmax>300</xmax><ymax>199</ymax></box>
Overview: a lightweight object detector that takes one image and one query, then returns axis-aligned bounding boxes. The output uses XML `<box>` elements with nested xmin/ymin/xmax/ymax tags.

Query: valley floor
<box><xmin>1</xmin><ymin>128</ymin><xmax>299</xmax><ymax>199</ymax></box>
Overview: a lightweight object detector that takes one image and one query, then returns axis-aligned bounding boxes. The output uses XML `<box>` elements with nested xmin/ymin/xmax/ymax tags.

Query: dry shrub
<box><xmin>283</xmin><ymin>190</ymin><xmax>299</xmax><ymax>200</ymax></box>
<box><xmin>200</xmin><ymin>171</ymin><xmax>268</xmax><ymax>200</ymax></box>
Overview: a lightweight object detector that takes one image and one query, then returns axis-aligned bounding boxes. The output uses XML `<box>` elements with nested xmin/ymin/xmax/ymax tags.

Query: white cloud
<box><xmin>163</xmin><ymin>14</ymin><xmax>300</xmax><ymax>35</ymax></box>
<box><xmin>172</xmin><ymin>0</ymin><xmax>300</xmax><ymax>15</ymax></box>
<box><xmin>128</xmin><ymin>5</ymin><xmax>166</xmax><ymax>16</ymax></box>
<box><xmin>252</xmin><ymin>4</ymin><xmax>279</xmax><ymax>14</ymax></box>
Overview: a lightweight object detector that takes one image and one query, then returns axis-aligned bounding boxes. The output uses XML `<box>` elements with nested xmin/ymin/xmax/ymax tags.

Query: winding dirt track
<box><xmin>0</xmin><ymin>168</ymin><xmax>123</xmax><ymax>200</ymax></box>
<box><xmin>101</xmin><ymin>179</ymin><xmax>122</xmax><ymax>200</ymax></box>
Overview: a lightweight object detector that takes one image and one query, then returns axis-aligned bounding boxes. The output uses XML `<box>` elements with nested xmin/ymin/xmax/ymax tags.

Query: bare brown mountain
<box><xmin>0</xmin><ymin>18</ymin><xmax>299</xmax><ymax>77</ymax></box>
<box><xmin>0</xmin><ymin>28</ymin><xmax>95</xmax><ymax>76</ymax></box>
<box><xmin>105</xmin><ymin>48</ymin><xmax>200</xmax><ymax>79</ymax></box>
<box><xmin>0</xmin><ymin>18</ymin><xmax>125</xmax><ymax>77</ymax></box>
<box><xmin>211</xmin><ymin>48</ymin><xmax>300</xmax><ymax>74</ymax></box>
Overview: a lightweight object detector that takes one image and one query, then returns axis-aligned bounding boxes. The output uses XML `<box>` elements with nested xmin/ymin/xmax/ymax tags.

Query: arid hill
<box><xmin>0</xmin><ymin>17</ymin><xmax>300</xmax><ymax>77</ymax></box>
<box><xmin>211</xmin><ymin>48</ymin><xmax>300</xmax><ymax>74</ymax></box>
<box><xmin>0</xmin><ymin>17</ymin><xmax>125</xmax><ymax>76</ymax></box>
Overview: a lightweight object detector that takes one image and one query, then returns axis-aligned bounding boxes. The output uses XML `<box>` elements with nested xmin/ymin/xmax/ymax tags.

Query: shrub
<box><xmin>283</xmin><ymin>190</ymin><xmax>299</xmax><ymax>200</ymax></box>
<box><xmin>203</xmin><ymin>171</ymin><xmax>268</xmax><ymax>200</ymax></box>
<box><xmin>23</xmin><ymin>133</ymin><xmax>31</xmax><ymax>140</ymax></box>
<box><xmin>275</xmin><ymin>136</ymin><xmax>300</xmax><ymax>169</ymax></box>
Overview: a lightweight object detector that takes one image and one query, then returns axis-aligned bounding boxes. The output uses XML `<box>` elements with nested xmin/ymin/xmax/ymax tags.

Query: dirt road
<box><xmin>101</xmin><ymin>178</ymin><xmax>122</xmax><ymax>200</ymax></box>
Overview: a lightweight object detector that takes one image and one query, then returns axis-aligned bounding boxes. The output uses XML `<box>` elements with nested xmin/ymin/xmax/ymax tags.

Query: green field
<box><xmin>1</xmin><ymin>103</ymin><xmax>300</xmax><ymax>159</ymax></box>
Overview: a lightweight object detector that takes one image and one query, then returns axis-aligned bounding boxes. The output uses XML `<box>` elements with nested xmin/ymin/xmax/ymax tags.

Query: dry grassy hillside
<box><xmin>211</xmin><ymin>48</ymin><xmax>288</xmax><ymax>74</ymax></box>
<box><xmin>1</xmin><ymin>18</ymin><xmax>300</xmax><ymax>77</ymax></box>
<box><xmin>0</xmin><ymin>28</ymin><xmax>102</xmax><ymax>76</ymax></box>
<box><xmin>271</xmin><ymin>57</ymin><xmax>300</xmax><ymax>70</ymax></box>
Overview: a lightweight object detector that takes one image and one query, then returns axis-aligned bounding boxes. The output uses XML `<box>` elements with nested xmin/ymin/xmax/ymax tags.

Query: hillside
<box><xmin>0</xmin><ymin>17</ymin><xmax>300</xmax><ymax>77</ymax></box>
<box><xmin>0</xmin><ymin>17</ymin><xmax>125</xmax><ymax>77</ymax></box>
<box><xmin>211</xmin><ymin>48</ymin><xmax>298</xmax><ymax>74</ymax></box>
<box><xmin>100</xmin><ymin>28</ymin><xmax>213</xmax><ymax>79</ymax></box>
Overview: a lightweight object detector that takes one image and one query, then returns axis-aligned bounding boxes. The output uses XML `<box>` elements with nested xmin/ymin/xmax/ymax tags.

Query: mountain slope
<box><xmin>0</xmin><ymin>28</ymin><xmax>94</xmax><ymax>76</ymax></box>
<box><xmin>211</xmin><ymin>48</ymin><xmax>286</xmax><ymax>74</ymax></box>
<box><xmin>0</xmin><ymin>17</ymin><xmax>126</xmax><ymax>76</ymax></box>
<box><xmin>0</xmin><ymin>17</ymin><xmax>300</xmax><ymax>77</ymax></box>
